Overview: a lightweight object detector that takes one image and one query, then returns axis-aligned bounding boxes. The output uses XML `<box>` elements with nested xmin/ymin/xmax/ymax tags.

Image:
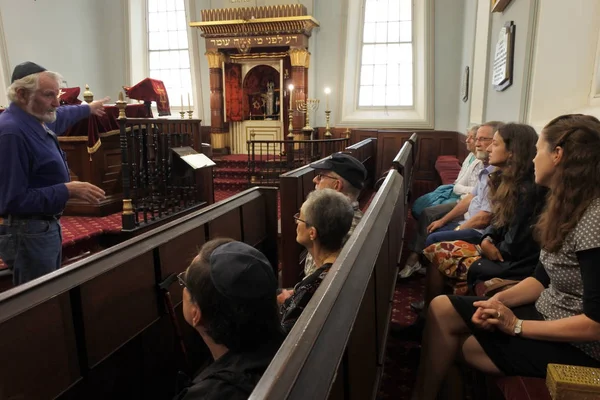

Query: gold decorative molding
<box><xmin>212</xmin><ymin>132</ymin><xmax>227</xmax><ymax>148</ymax></box>
<box><xmin>201</xmin><ymin>5</ymin><xmax>306</xmax><ymax>22</ymax></box>
<box><xmin>205</xmin><ymin>50</ymin><xmax>226</xmax><ymax>68</ymax></box>
<box><xmin>229</xmin><ymin>51</ymin><xmax>289</xmax><ymax>60</ymax></box>
<box><xmin>289</xmin><ymin>48</ymin><xmax>310</xmax><ymax>68</ymax></box>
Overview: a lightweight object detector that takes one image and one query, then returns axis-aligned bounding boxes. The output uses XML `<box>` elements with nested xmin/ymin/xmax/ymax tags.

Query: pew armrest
<box><xmin>546</xmin><ymin>363</ymin><xmax>600</xmax><ymax>399</ymax></box>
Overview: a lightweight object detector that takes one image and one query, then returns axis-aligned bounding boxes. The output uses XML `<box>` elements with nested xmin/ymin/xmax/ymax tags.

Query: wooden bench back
<box><xmin>0</xmin><ymin>187</ymin><xmax>278</xmax><ymax>400</ymax></box>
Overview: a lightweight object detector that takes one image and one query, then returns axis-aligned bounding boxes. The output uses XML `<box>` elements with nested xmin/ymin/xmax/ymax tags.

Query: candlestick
<box><xmin>288</xmin><ymin>84</ymin><xmax>294</xmax><ymax>110</ymax></box>
<box><xmin>187</xmin><ymin>93</ymin><xmax>191</xmax><ymax>111</ymax></box>
<box><xmin>181</xmin><ymin>94</ymin><xmax>184</xmax><ymax>108</ymax></box>
<box><xmin>324</xmin><ymin>87</ymin><xmax>331</xmax><ymax>111</ymax></box>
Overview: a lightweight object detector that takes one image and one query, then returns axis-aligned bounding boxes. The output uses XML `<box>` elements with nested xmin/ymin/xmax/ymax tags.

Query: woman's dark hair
<box><xmin>301</xmin><ymin>188</ymin><xmax>354</xmax><ymax>252</ymax></box>
<box><xmin>185</xmin><ymin>238</ymin><xmax>283</xmax><ymax>351</ymax></box>
<box><xmin>488</xmin><ymin>123</ymin><xmax>538</xmax><ymax>228</ymax></box>
<box><xmin>534</xmin><ymin>114</ymin><xmax>600</xmax><ymax>252</ymax></box>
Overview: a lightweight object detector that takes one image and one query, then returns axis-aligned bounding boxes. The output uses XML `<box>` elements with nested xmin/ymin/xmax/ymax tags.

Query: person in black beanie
<box><xmin>174</xmin><ymin>238</ymin><xmax>284</xmax><ymax>400</ymax></box>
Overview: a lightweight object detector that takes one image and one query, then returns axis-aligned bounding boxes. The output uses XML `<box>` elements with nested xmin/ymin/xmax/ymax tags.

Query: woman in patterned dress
<box><xmin>279</xmin><ymin>188</ymin><xmax>354</xmax><ymax>334</ymax></box>
<box><xmin>411</xmin><ymin>114</ymin><xmax>600</xmax><ymax>400</ymax></box>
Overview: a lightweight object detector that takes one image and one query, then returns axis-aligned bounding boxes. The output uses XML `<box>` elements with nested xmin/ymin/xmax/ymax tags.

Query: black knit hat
<box><xmin>209</xmin><ymin>241</ymin><xmax>277</xmax><ymax>301</ymax></box>
<box><xmin>310</xmin><ymin>152</ymin><xmax>368</xmax><ymax>189</ymax></box>
<box><xmin>11</xmin><ymin>61</ymin><xmax>47</xmax><ymax>83</ymax></box>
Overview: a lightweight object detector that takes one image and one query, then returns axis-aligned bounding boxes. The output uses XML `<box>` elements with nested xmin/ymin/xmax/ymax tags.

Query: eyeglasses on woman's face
<box><xmin>293</xmin><ymin>212</ymin><xmax>310</xmax><ymax>226</ymax></box>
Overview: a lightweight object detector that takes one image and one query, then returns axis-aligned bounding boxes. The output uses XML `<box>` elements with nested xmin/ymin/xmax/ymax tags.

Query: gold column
<box><xmin>288</xmin><ymin>48</ymin><xmax>310</xmax><ymax>138</ymax></box>
<box><xmin>205</xmin><ymin>51</ymin><xmax>228</xmax><ymax>152</ymax></box>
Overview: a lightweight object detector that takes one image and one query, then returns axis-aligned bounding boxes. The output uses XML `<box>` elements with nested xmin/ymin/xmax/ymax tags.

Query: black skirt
<box><xmin>449</xmin><ymin>295</ymin><xmax>600</xmax><ymax>377</ymax></box>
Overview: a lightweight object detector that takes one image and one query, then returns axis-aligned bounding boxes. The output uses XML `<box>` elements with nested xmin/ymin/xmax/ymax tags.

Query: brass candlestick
<box><xmin>116</xmin><ymin>91</ymin><xmax>127</xmax><ymax>119</ymax></box>
<box><xmin>345</xmin><ymin>127</ymin><xmax>351</xmax><ymax>139</ymax></box>
<box><xmin>296</xmin><ymin>99</ymin><xmax>320</xmax><ymax>132</ymax></box>
<box><xmin>187</xmin><ymin>110</ymin><xmax>193</xmax><ymax>119</ymax></box>
<box><xmin>324</xmin><ymin>110</ymin><xmax>332</xmax><ymax>137</ymax></box>
<box><xmin>179</xmin><ymin>110</ymin><xmax>185</xmax><ymax>119</ymax></box>
<box><xmin>287</xmin><ymin>109</ymin><xmax>294</xmax><ymax>138</ymax></box>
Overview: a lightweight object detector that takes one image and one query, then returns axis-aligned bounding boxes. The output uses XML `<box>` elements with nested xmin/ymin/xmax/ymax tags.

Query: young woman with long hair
<box><xmin>411</xmin><ymin>114</ymin><xmax>600</xmax><ymax>400</ymax></box>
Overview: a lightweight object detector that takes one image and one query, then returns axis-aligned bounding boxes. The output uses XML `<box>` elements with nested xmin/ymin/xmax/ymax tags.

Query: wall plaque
<box><xmin>461</xmin><ymin>66</ymin><xmax>470</xmax><ymax>102</ymax></box>
<box><xmin>492</xmin><ymin>21</ymin><xmax>515</xmax><ymax>92</ymax></box>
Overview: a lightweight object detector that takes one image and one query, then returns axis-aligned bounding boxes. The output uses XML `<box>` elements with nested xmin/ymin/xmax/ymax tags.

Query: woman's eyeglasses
<box><xmin>293</xmin><ymin>212</ymin><xmax>310</xmax><ymax>225</ymax></box>
<box><xmin>177</xmin><ymin>271</ymin><xmax>188</xmax><ymax>288</ymax></box>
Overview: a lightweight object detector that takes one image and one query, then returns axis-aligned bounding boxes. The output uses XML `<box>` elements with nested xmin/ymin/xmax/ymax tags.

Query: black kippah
<box><xmin>209</xmin><ymin>241</ymin><xmax>277</xmax><ymax>301</ymax></box>
<box><xmin>11</xmin><ymin>61</ymin><xmax>47</xmax><ymax>83</ymax></box>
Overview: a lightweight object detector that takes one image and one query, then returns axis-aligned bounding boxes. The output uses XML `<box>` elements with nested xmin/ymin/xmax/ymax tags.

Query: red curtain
<box><xmin>225</xmin><ymin>63</ymin><xmax>243</xmax><ymax>121</ymax></box>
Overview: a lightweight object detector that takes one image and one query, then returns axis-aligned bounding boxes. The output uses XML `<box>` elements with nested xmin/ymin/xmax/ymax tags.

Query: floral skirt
<box><xmin>423</xmin><ymin>240</ymin><xmax>480</xmax><ymax>295</ymax></box>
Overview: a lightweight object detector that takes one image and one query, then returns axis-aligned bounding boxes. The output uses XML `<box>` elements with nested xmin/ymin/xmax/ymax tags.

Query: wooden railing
<box><xmin>0</xmin><ymin>187</ymin><xmax>277</xmax><ymax>400</ymax></box>
<box><xmin>247</xmin><ymin>138</ymin><xmax>349</xmax><ymax>187</ymax></box>
<box><xmin>117</xmin><ymin>117</ymin><xmax>213</xmax><ymax>231</ymax></box>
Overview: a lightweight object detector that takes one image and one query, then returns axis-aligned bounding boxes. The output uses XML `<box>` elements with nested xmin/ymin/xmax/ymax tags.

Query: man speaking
<box><xmin>0</xmin><ymin>61</ymin><xmax>107</xmax><ymax>285</ymax></box>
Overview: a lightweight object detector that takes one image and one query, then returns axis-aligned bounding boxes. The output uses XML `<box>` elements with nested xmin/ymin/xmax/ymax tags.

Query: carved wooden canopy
<box><xmin>190</xmin><ymin>4</ymin><xmax>319</xmax><ymax>52</ymax></box>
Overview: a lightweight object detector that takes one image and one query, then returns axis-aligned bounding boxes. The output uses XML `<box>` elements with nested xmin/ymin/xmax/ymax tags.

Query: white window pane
<box><xmin>400</xmin><ymin>0</ymin><xmax>411</xmax><ymax>21</ymax></box>
<box><xmin>166</xmin><ymin>0</ymin><xmax>176</xmax><ymax>11</ymax></box>
<box><xmin>364</xmin><ymin>1</ymin><xmax>377</xmax><ymax>22</ymax></box>
<box><xmin>148</xmin><ymin>13</ymin><xmax>159</xmax><ymax>32</ymax></box>
<box><xmin>362</xmin><ymin>44</ymin><xmax>375</xmax><ymax>63</ymax></box>
<box><xmin>148</xmin><ymin>32</ymin><xmax>160</xmax><ymax>50</ymax></box>
<box><xmin>161</xmin><ymin>69</ymin><xmax>172</xmax><ymax>87</ymax></box>
<box><xmin>157</xmin><ymin>0</ymin><xmax>167</xmax><ymax>12</ymax></box>
<box><xmin>181</xmin><ymin>69</ymin><xmax>192</xmax><ymax>91</ymax></box>
<box><xmin>170</xmin><ymin>88</ymin><xmax>182</xmax><ymax>106</ymax></box>
<box><xmin>400</xmin><ymin>21</ymin><xmax>412</xmax><ymax>42</ymax></box>
<box><xmin>169</xmin><ymin>31</ymin><xmax>179</xmax><ymax>48</ymax></box>
<box><xmin>177</xmin><ymin>11</ymin><xmax>186</xmax><ymax>30</ymax></box>
<box><xmin>386</xmin><ymin>86</ymin><xmax>400</xmax><ymax>106</ymax></box>
<box><xmin>387</xmin><ymin>43</ymin><xmax>400</xmax><ymax>64</ymax></box>
<box><xmin>175</xmin><ymin>0</ymin><xmax>185</xmax><ymax>11</ymax></box>
<box><xmin>388</xmin><ymin>0</ymin><xmax>400</xmax><ymax>21</ymax></box>
<box><xmin>158</xmin><ymin>13</ymin><xmax>168</xmax><ymax>32</ymax></box>
<box><xmin>399</xmin><ymin>43</ymin><xmax>412</xmax><ymax>63</ymax></box>
<box><xmin>149</xmin><ymin>52</ymin><xmax>160</xmax><ymax>70</ymax></box>
<box><xmin>359</xmin><ymin>86</ymin><xmax>373</xmax><ymax>106</ymax></box>
<box><xmin>168</xmin><ymin>51</ymin><xmax>181</xmax><ymax>69</ymax></box>
<box><xmin>159</xmin><ymin>51</ymin><xmax>171</xmax><ymax>69</ymax></box>
<box><xmin>399</xmin><ymin>63</ymin><xmax>413</xmax><ymax>86</ymax></box>
<box><xmin>363</xmin><ymin>22</ymin><xmax>376</xmax><ymax>43</ymax></box>
<box><xmin>360</xmin><ymin>65</ymin><xmax>374</xmax><ymax>86</ymax></box>
<box><xmin>179</xmin><ymin>50</ymin><xmax>190</xmax><ymax>69</ymax></box>
<box><xmin>372</xmin><ymin>86</ymin><xmax>386</xmax><ymax>106</ymax></box>
<box><xmin>388</xmin><ymin>21</ymin><xmax>399</xmax><ymax>42</ymax></box>
<box><xmin>178</xmin><ymin>30</ymin><xmax>188</xmax><ymax>48</ymax></box>
<box><xmin>375</xmin><ymin>1</ymin><xmax>388</xmax><ymax>21</ymax></box>
<box><xmin>167</xmin><ymin>11</ymin><xmax>177</xmax><ymax>31</ymax></box>
<box><xmin>148</xmin><ymin>0</ymin><xmax>158</xmax><ymax>13</ymax></box>
<box><xmin>375</xmin><ymin>22</ymin><xmax>387</xmax><ymax>43</ymax></box>
<box><xmin>171</xmin><ymin>69</ymin><xmax>182</xmax><ymax>87</ymax></box>
<box><xmin>400</xmin><ymin>86</ymin><xmax>413</xmax><ymax>106</ymax></box>
<box><xmin>374</xmin><ymin>65</ymin><xmax>387</xmax><ymax>85</ymax></box>
<box><xmin>374</xmin><ymin>44</ymin><xmax>388</xmax><ymax>64</ymax></box>
<box><xmin>387</xmin><ymin>64</ymin><xmax>399</xmax><ymax>85</ymax></box>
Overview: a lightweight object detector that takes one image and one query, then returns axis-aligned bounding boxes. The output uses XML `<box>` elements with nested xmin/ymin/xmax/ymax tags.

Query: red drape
<box><xmin>225</xmin><ymin>63</ymin><xmax>243</xmax><ymax>121</ymax></box>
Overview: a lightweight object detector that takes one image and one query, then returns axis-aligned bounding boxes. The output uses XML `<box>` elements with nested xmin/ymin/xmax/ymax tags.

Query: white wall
<box><xmin>456</xmin><ymin>0</ymin><xmax>478</xmax><ymax>132</ymax></box>
<box><xmin>0</xmin><ymin>0</ymin><xmax>127</xmax><ymax>102</ymax></box>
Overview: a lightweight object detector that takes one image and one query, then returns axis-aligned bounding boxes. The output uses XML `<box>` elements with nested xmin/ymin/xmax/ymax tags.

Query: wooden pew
<box><xmin>0</xmin><ymin>187</ymin><xmax>277</xmax><ymax>400</ymax></box>
<box><xmin>279</xmin><ymin>138</ymin><xmax>377</xmax><ymax>288</ymax></box>
<box><xmin>252</xmin><ymin>169</ymin><xmax>405</xmax><ymax>399</ymax></box>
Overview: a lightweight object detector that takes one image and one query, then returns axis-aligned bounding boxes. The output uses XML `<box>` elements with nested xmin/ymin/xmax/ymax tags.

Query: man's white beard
<box><xmin>476</xmin><ymin>150</ymin><xmax>489</xmax><ymax>161</ymax></box>
<box><xmin>26</xmin><ymin>102</ymin><xmax>57</xmax><ymax>123</ymax></box>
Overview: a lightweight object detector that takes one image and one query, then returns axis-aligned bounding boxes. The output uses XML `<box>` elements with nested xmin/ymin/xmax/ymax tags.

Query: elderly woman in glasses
<box><xmin>279</xmin><ymin>188</ymin><xmax>354</xmax><ymax>333</ymax></box>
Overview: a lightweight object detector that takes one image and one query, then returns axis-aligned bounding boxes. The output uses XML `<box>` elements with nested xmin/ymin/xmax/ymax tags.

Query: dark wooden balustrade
<box><xmin>118</xmin><ymin>117</ymin><xmax>213</xmax><ymax>231</ymax></box>
<box><xmin>0</xmin><ymin>187</ymin><xmax>277</xmax><ymax>400</ymax></box>
<box><xmin>247</xmin><ymin>138</ymin><xmax>349</xmax><ymax>187</ymax></box>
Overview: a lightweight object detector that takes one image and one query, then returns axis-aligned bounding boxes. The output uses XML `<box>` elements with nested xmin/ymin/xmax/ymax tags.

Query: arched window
<box><xmin>147</xmin><ymin>0</ymin><xmax>193</xmax><ymax>108</ymax></box>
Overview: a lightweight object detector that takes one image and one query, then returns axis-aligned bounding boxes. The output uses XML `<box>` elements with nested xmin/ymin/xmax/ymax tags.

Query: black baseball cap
<box><xmin>209</xmin><ymin>241</ymin><xmax>277</xmax><ymax>301</ymax></box>
<box><xmin>310</xmin><ymin>152</ymin><xmax>367</xmax><ymax>189</ymax></box>
<box><xmin>11</xmin><ymin>61</ymin><xmax>47</xmax><ymax>83</ymax></box>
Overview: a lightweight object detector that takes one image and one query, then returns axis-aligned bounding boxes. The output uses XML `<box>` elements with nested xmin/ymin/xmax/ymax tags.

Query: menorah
<box><xmin>296</xmin><ymin>99</ymin><xmax>320</xmax><ymax>132</ymax></box>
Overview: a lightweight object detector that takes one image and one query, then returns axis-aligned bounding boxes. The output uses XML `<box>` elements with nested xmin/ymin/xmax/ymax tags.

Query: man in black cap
<box><xmin>299</xmin><ymin>152</ymin><xmax>367</xmax><ymax>277</ymax></box>
<box><xmin>175</xmin><ymin>238</ymin><xmax>284</xmax><ymax>400</ymax></box>
<box><xmin>0</xmin><ymin>61</ymin><xmax>109</xmax><ymax>285</ymax></box>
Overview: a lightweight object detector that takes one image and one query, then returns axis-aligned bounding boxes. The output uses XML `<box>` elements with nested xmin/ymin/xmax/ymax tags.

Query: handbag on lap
<box><xmin>422</xmin><ymin>240</ymin><xmax>481</xmax><ymax>295</ymax></box>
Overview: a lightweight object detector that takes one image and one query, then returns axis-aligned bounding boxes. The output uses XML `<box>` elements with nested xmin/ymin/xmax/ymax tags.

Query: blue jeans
<box><xmin>424</xmin><ymin>222</ymin><xmax>482</xmax><ymax>248</ymax></box>
<box><xmin>0</xmin><ymin>219</ymin><xmax>62</xmax><ymax>285</ymax></box>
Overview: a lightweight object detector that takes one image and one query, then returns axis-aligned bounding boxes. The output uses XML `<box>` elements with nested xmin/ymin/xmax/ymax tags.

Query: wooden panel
<box><xmin>0</xmin><ymin>293</ymin><xmax>79</xmax><ymax>400</ymax></box>
<box><xmin>374</xmin><ymin>234</ymin><xmax>390</xmax><ymax>365</ymax></box>
<box><xmin>81</xmin><ymin>251</ymin><xmax>159</xmax><ymax>366</ymax></box>
<box><xmin>376</xmin><ymin>132</ymin><xmax>407</xmax><ymax>179</ymax></box>
<box><xmin>301</xmin><ymin>171</ymin><xmax>316</xmax><ymax>200</ymax></box>
<box><xmin>207</xmin><ymin>208</ymin><xmax>242</xmax><ymax>240</ymax></box>
<box><xmin>346</xmin><ymin>274</ymin><xmax>378</xmax><ymax>400</ymax></box>
<box><xmin>242</xmin><ymin>196</ymin><xmax>267</xmax><ymax>247</ymax></box>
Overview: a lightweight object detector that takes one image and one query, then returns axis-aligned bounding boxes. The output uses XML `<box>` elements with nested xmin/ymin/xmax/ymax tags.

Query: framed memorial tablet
<box><xmin>492</xmin><ymin>21</ymin><xmax>515</xmax><ymax>92</ymax></box>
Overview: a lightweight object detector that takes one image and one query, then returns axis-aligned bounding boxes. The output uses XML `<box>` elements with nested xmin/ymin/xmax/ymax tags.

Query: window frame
<box><xmin>339</xmin><ymin>0</ymin><xmax>433</xmax><ymax>128</ymax></box>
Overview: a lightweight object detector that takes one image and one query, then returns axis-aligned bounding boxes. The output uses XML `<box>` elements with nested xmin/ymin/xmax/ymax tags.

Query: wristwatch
<box><xmin>484</xmin><ymin>236</ymin><xmax>495</xmax><ymax>244</ymax></box>
<box><xmin>513</xmin><ymin>319</ymin><xmax>523</xmax><ymax>336</ymax></box>
<box><xmin>454</xmin><ymin>225</ymin><xmax>461</xmax><ymax>231</ymax></box>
